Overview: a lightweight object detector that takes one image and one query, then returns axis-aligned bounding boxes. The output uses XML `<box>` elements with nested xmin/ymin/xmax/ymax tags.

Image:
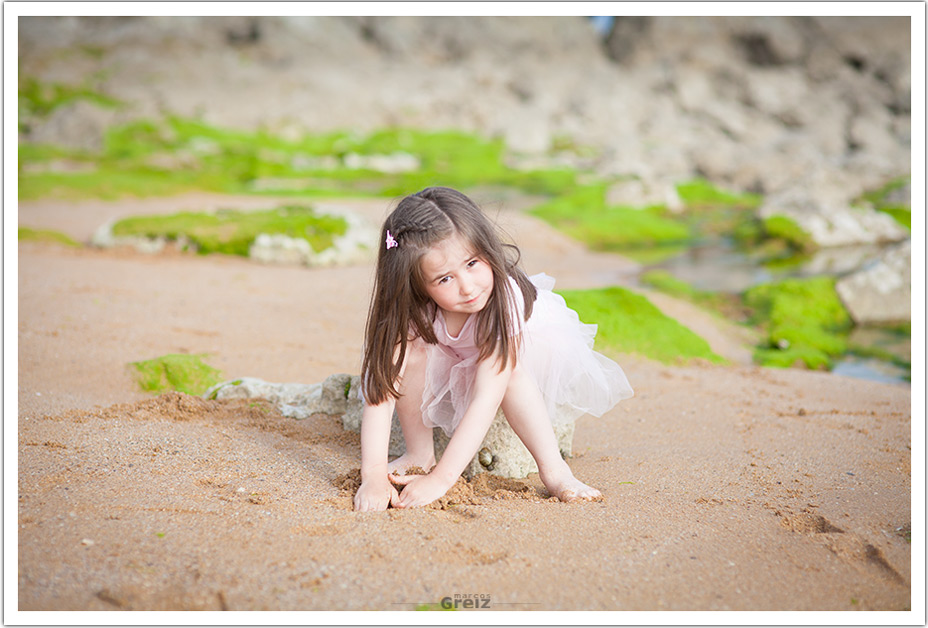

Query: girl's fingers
<box><xmin>388</xmin><ymin>473</ymin><xmax>423</xmax><ymax>486</ymax></box>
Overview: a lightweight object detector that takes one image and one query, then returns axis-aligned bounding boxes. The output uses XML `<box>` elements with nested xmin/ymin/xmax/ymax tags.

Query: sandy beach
<box><xmin>15</xmin><ymin>194</ymin><xmax>913</xmax><ymax>613</ymax></box>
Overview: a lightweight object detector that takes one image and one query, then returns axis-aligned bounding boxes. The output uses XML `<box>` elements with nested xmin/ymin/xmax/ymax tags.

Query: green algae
<box><xmin>111</xmin><ymin>205</ymin><xmax>347</xmax><ymax>257</ymax></box>
<box><xmin>859</xmin><ymin>176</ymin><xmax>911</xmax><ymax>230</ymax></box>
<box><xmin>19</xmin><ymin>116</ymin><xmax>578</xmax><ymax>201</ymax></box>
<box><xmin>530</xmin><ymin>184</ymin><xmax>691</xmax><ymax>250</ymax></box>
<box><xmin>743</xmin><ymin>277</ymin><xmax>852</xmax><ymax>370</ymax></box>
<box><xmin>760</xmin><ymin>215</ymin><xmax>816</xmax><ymax>253</ymax></box>
<box><xmin>130</xmin><ymin>354</ymin><xmax>223</xmax><ymax>395</ymax></box>
<box><xmin>18</xmin><ymin>227</ymin><xmax>81</xmax><ymax>247</ymax></box>
<box><xmin>558</xmin><ymin>286</ymin><xmax>726</xmax><ymax>365</ymax></box>
<box><xmin>676</xmin><ymin>178</ymin><xmax>762</xmax><ymax>210</ymax></box>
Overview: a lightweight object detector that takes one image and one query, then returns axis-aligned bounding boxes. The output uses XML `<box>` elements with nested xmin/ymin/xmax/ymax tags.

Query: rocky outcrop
<box><xmin>836</xmin><ymin>240</ymin><xmax>911</xmax><ymax>324</ymax></box>
<box><xmin>205</xmin><ymin>373</ymin><xmax>576</xmax><ymax>479</ymax></box>
<box><xmin>54</xmin><ymin>17</ymin><xmax>909</xmax><ymax>333</ymax></box>
<box><xmin>19</xmin><ymin>17</ymin><xmax>912</xmax><ymax>247</ymax></box>
<box><xmin>757</xmin><ymin>186</ymin><xmax>909</xmax><ymax>248</ymax></box>
<box><xmin>91</xmin><ymin>208</ymin><xmax>377</xmax><ymax>267</ymax></box>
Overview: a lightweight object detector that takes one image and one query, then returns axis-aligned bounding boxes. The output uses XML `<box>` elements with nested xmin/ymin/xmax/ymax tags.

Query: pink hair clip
<box><xmin>385</xmin><ymin>230</ymin><xmax>398</xmax><ymax>250</ymax></box>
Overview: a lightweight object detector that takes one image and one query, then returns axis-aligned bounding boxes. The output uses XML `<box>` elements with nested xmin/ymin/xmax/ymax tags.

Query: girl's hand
<box><xmin>390</xmin><ymin>472</ymin><xmax>454</xmax><ymax>509</ymax></box>
<box><xmin>354</xmin><ymin>475</ymin><xmax>399</xmax><ymax>511</ymax></box>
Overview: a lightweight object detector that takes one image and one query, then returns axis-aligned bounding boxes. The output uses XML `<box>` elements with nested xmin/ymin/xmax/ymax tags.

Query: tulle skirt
<box><xmin>421</xmin><ymin>273</ymin><xmax>634</xmax><ymax>436</ymax></box>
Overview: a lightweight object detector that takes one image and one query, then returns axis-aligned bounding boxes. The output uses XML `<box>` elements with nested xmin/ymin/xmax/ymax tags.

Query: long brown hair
<box><xmin>361</xmin><ymin>187</ymin><xmax>537</xmax><ymax>405</ymax></box>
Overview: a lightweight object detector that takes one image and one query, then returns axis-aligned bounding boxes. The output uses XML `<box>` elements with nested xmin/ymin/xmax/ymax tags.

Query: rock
<box><xmin>91</xmin><ymin>219</ymin><xmax>173</xmax><ymax>254</ymax></box>
<box><xmin>204</xmin><ymin>377</ymin><xmax>324</xmax><ymax>419</ymax></box>
<box><xmin>606</xmin><ymin>178</ymin><xmax>683</xmax><ymax>212</ymax></box>
<box><xmin>24</xmin><ymin>99</ymin><xmax>123</xmax><ymax>152</ymax></box>
<box><xmin>340</xmin><ymin>375</ymin><xmax>576</xmax><ymax>479</ymax></box>
<box><xmin>19</xmin><ymin>16</ymin><xmax>912</xmax><ymax>246</ymax></box>
<box><xmin>836</xmin><ymin>240</ymin><xmax>911</xmax><ymax>324</ymax></box>
<box><xmin>342</xmin><ymin>152</ymin><xmax>420</xmax><ymax>173</ymax></box>
<box><xmin>743</xmin><ymin>67</ymin><xmax>812</xmax><ymax>127</ymax></box>
<box><xmin>432</xmin><ymin>408</ymin><xmax>576</xmax><ymax>479</ymax></box>
<box><xmin>206</xmin><ymin>373</ymin><xmax>577</xmax><ymax>479</ymax></box>
<box><xmin>758</xmin><ymin>176</ymin><xmax>910</xmax><ymax>248</ymax></box>
<box><xmin>249</xmin><ymin>234</ymin><xmax>313</xmax><ymax>266</ymax></box>
<box><xmin>501</xmin><ymin>108</ymin><xmax>552</xmax><ymax>154</ymax></box>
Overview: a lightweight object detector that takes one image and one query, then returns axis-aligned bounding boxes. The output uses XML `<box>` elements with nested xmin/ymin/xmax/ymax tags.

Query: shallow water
<box><xmin>831</xmin><ymin>357</ymin><xmax>910</xmax><ymax>386</ymax></box>
<box><xmin>647</xmin><ymin>239</ymin><xmax>890</xmax><ymax>294</ymax></box>
<box><xmin>643</xmin><ymin>238</ymin><xmax>910</xmax><ymax>386</ymax></box>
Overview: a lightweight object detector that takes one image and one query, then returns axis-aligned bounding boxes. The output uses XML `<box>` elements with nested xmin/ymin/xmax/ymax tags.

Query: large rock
<box><xmin>204</xmin><ymin>376</ymin><xmax>355</xmax><ymax>420</ymax></box>
<box><xmin>757</xmin><ymin>174</ymin><xmax>910</xmax><ymax>248</ymax></box>
<box><xmin>204</xmin><ymin>373</ymin><xmax>576</xmax><ymax>479</ymax></box>
<box><xmin>836</xmin><ymin>240</ymin><xmax>911</xmax><ymax>324</ymax></box>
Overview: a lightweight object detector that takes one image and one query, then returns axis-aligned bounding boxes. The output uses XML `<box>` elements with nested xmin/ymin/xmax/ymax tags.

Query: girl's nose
<box><xmin>459</xmin><ymin>276</ymin><xmax>474</xmax><ymax>295</ymax></box>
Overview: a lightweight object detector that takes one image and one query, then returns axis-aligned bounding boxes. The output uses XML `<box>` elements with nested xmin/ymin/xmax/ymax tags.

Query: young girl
<box><xmin>354</xmin><ymin>187</ymin><xmax>633</xmax><ymax>511</ymax></box>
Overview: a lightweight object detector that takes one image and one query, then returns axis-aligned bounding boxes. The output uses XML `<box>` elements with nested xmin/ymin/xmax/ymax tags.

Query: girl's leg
<box><xmin>388</xmin><ymin>338</ymin><xmax>436</xmax><ymax>474</ymax></box>
<box><xmin>500</xmin><ymin>366</ymin><xmax>602</xmax><ymax>502</ymax></box>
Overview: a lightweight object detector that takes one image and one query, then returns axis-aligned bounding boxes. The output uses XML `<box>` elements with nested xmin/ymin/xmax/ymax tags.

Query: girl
<box><xmin>354</xmin><ymin>187</ymin><xmax>633</xmax><ymax>511</ymax></box>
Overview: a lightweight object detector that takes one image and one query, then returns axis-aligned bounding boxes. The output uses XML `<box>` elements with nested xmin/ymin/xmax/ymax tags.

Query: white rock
<box><xmin>606</xmin><ymin>178</ymin><xmax>683</xmax><ymax>212</ymax></box>
<box><xmin>758</xmin><ymin>181</ymin><xmax>909</xmax><ymax>248</ymax></box>
<box><xmin>836</xmin><ymin>240</ymin><xmax>911</xmax><ymax>324</ymax></box>
<box><xmin>342</xmin><ymin>152</ymin><xmax>420</xmax><ymax>173</ymax></box>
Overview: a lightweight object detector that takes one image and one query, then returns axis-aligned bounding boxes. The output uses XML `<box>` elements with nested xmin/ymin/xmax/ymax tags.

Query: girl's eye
<box><xmin>438</xmin><ymin>276</ymin><xmax>451</xmax><ymax>284</ymax></box>
<box><xmin>467</xmin><ymin>259</ymin><xmax>479</xmax><ymax>268</ymax></box>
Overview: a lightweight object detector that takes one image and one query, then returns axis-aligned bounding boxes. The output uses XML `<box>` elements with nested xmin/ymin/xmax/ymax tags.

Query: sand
<box><xmin>15</xmin><ymin>194</ymin><xmax>913</xmax><ymax>612</ymax></box>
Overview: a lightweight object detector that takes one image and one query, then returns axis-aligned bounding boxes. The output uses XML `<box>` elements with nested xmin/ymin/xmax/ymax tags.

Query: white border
<box><xmin>5</xmin><ymin>2</ymin><xmax>925</xmax><ymax>626</ymax></box>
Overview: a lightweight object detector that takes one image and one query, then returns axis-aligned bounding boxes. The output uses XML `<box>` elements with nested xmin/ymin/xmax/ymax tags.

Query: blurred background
<box><xmin>17</xmin><ymin>16</ymin><xmax>913</xmax><ymax>383</ymax></box>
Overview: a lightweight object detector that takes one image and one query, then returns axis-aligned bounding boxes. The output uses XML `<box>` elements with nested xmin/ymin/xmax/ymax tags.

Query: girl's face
<box><xmin>420</xmin><ymin>234</ymin><xmax>494</xmax><ymax>321</ymax></box>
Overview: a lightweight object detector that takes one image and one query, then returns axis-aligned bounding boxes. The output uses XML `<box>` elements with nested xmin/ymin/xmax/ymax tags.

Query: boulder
<box><xmin>836</xmin><ymin>240</ymin><xmax>911</xmax><ymax>324</ymax></box>
<box><xmin>204</xmin><ymin>373</ymin><xmax>576</xmax><ymax>479</ymax></box>
<box><xmin>757</xmin><ymin>173</ymin><xmax>910</xmax><ymax>248</ymax></box>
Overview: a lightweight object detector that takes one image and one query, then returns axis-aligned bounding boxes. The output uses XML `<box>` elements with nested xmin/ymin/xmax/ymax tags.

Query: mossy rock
<box><xmin>130</xmin><ymin>354</ymin><xmax>223</xmax><ymax>395</ymax></box>
<box><xmin>859</xmin><ymin>176</ymin><xmax>911</xmax><ymax>230</ymax></box>
<box><xmin>676</xmin><ymin>178</ymin><xmax>762</xmax><ymax>210</ymax></box>
<box><xmin>19</xmin><ymin>116</ymin><xmax>581</xmax><ymax>201</ymax></box>
<box><xmin>558</xmin><ymin>286</ymin><xmax>726</xmax><ymax>365</ymax></box>
<box><xmin>111</xmin><ymin>205</ymin><xmax>348</xmax><ymax>256</ymax></box>
<box><xmin>761</xmin><ymin>215</ymin><xmax>816</xmax><ymax>253</ymax></box>
<box><xmin>18</xmin><ymin>227</ymin><xmax>80</xmax><ymax>247</ymax></box>
<box><xmin>531</xmin><ymin>184</ymin><xmax>691</xmax><ymax>250</ymax></box>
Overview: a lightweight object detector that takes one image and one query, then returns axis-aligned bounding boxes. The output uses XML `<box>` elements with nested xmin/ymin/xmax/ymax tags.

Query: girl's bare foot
<box><xmin>540</xmin><ymin>464</ymin><xmax>603</xmax><ymax>503</ymax></box>
<box><xmin>386</xmin><ymin>452</ymin><xmax>436</xmax><ymax>476</ymax></box>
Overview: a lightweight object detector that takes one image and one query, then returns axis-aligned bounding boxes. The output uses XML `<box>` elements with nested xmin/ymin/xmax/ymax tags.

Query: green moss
<box><xmin>859</xmin><ymin>176</ymin><xmax>911</xmax><ymax>229</ymax></box>
<box><xmin>19</xmin><ymin>116</ymin><xmax>580</xmax><ymax>201</ymax></box>
<box><xmin>19</xmin><ymin>76</ymin><xmax>122</xmax><ymax>132</ymax></box>
<box><xmin>531</xmin><ymin>185</ymin><xmax>691</xmax><ymax>250</ymax></box>
<box><xmin>743</xmin><ymin>277</ymin><xmax>852</xmax><ymax>370</ymax></box>
<box><xmin>558</xmin><ymin>286</ymin><xmax>726</xmax><ymax>365</ymax></box>
<box><xmin>876</xmin><ymin>205</ymin><xmax>911</xmax><ymax>229</ymax></box>
<box><xmin>676</xmin><ymin>178</ymin><xmax>762</xmax><ymax>210</ymax></box>
<box><xmin>761</xmin><ymin>215</ymin><xmax>816</xmax><ymax>253</ymax></box>
<box><xmin>640</xmin><ymin>269</ymin><xmax>700</xmax><ymax>300</ymax></box>
<box><xmin>130</xmin><ymin>354</ymin><xmax>223</xmax><ymax>395</ymax></box>
<box><xmin>18</xmin><ymin>227</ymin><xmax>80</xmax><ymax>247</ymax></box>
<box><xmin>111</xmin><ymin>205</ymin><xmax>348</xmax><ymax>256</ymax></box>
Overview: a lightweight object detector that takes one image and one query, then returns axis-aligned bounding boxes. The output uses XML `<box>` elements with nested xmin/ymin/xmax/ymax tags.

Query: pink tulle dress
<box><xmin>421</xmin><ymin>273</ymin><xmax>634</xmax><ymax>436</ymax></box>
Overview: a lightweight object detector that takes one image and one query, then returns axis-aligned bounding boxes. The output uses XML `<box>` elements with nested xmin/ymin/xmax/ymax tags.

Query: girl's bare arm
<box><xmin>354</xmin><ymin>347</ymin><xmax>407</xmax><ymax>511</ymax></box>
<box><xmin>393</xmin><ymin>355</ymin><xmax>512</xmax><ymax>508</ymax></box>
